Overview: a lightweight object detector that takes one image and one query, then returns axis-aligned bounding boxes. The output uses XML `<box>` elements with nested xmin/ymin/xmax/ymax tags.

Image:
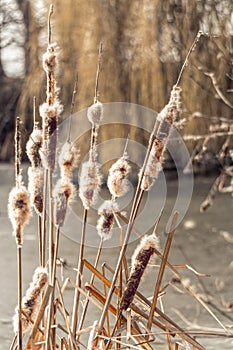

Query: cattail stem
<box><xmin>67</xmin><ymin>75</ymin><xmax>78</xmax><ymax>142</ymax></box>
<box><xmin>175</xmin><ymin>31</ymin><xmax>203</xmax><ymax>87</ymax></box>
<box><xmin>47</xmin><ymin>4</ymin><xmax>53</xmax><ymax>45</ymax></box>
<box><xmin>17</xmin><ymin>246</ymin><xmax>23</xmax><ymax>350</ymax></box>
<box><xmin>77</xmin><ymin>238</ymin><xmax>104</xmax><ymax>340</ymax></box>
<box><xmin>15</xmin><ymin>116</ymin><xmax>21</xmax><ymax>188</ymax></box>
<box><xmin>42</xmin><ymin>169</ymin><xmax>48</xmax><ymax>268</ymax></box>
<box><xmin>38</xmin><ymin>215</ymin><xmax>43</xmax><ymax>267</ymax></box>
<box><xmin>94</xmin><ymin>42</ymin><xmax>103</xmax><ymax>103</ymax></box>
<box><xmin>71</xmin><ymin>208</ymin><xmax>88</xmax><ymax>336</ymax></box>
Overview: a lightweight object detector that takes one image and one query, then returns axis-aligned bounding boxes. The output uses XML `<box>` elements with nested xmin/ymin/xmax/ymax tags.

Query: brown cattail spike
<box><xmin>26</xmin><ymin>125</ymin><xmax>43</xmax><ymax>168</ymax></box>
<box><xmin>54</xmin><ymin>179</ymin><xmax>75</xmax><ymax>227</ymax></box>
<box><xmin>120</xmin><ymin>234</ymin><xmax>159</xmax><ymax>311</ymax></box>
<box><xmin>79</xmin><ymin>157</ymin><xmax>102</xmax><ymax>210</ymax></box>
<box><xmin>28</xmin><ymin>167</ymin><xmax>44</xmax><ymax>215</ymax></box>
<box><xmin>97</xmin><ymin>200</ymin><xmax>119</xmax><ymax>241</ymax></box>
<box><xmin>13</xmin><ymin>267</ymin><xmax>48</xmax><ymax>333</ymax></box>
<box><xmin>107</xmin><ymin>155</ymin><xmax>131</xmax><ymax>198</ymax></box>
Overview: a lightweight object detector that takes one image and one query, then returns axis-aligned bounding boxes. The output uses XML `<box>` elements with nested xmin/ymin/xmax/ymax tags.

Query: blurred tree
<box><xmin>0</xmin><ymin>0</ymin><xmax>233</xmax><ymax>164</ymax></box>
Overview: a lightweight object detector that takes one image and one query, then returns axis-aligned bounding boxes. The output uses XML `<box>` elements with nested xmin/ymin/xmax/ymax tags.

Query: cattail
<box><xmin>40</xmin><ymin>100</ymin><xmax>63</xmax><ymax>170</ymax></box>
<box><xmin>119</xmin><ymin>234</ymin><xmax>159</xmax><ymax>312</ymax></box>
<box><xmin>79</xmin><ymin>157</ymin><xmax>102</xmax><ymax>210</ymax></box>
<box><xmin>96</xmin><ymin>200</ymin><xmax>119</xmax><ymax>241</ymax></box>
<box><xmin>87</xmin><ymin>101</ymin><xmax>103</xmax><ymax>126</ymax></box>
<box><xmin>40</xmin><ymin>41</ymin><xmax>63</xmax><ymax>171</ymax></box>
<box><xmin>140</xmin><ymin>86</ymin><xmax>182</xmax><ymax>191</ymax></box>
<box><xmin>13</xmin><ymin>267</ymin><xmax>48</xmax><ymax>333</ymax></box>
<box><xmin>58</xmin><ymin>141</ymin><xmax>78</xmax><ymax>180</ymax></box>
<box><xmin>107</xmin><ymin>154</ymin><xmax>131</xmax><ymax>198</ymax></box>
<box><xmin>140</xmin><ymin>139</ymin><xmax>164</xmax><ymax>191</ymax></box>
<box><xmin>26</xmin><ymin>126</ymin><xmax>43</xmax><ymax>168</ymax></box>
<box><xmin>54</xmin><ymin>179</ymin><xmax>75</xmax><ymax>227</ymax></box>
<box><xmin>8</xmin><ymin>185</ymin><xmax>31</xmax><ymax>247</ymax></box>
<box><xmin>28</xmin><ymin>167</ymin><xmax>44</xmax><ymax>215</ymax></box>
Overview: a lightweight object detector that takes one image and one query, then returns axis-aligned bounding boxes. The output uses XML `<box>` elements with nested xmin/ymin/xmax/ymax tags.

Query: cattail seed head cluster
<box><xmin>120</xmin><ymin>234</ymin><xmax>159</xmax><ymax>311</ymax></box>
<box><xmin>140</xmin><ymin>139</ymin><xmax>164</xmax><ymax>191</ymax></box>
<box><xmin>107</xmin><ymin>155</ymin><xmax>131</xmax><ymax>198</ymax></box>
<box><xmin>8</xmin><ymin>185</ymin><xmax>31</xmax><ymax>247</ymax></box>
<box><xmin>96</xmin><ymin>200</ymin><xmax>119</xmax><ymax>241</ymax></box>
<box><xmin>26</xmin><ymin>126</ymin><xmax>43</xmax><ymax>168</ymax></box>
<box><xmin>26</xmin><ymin>124</ymin><xmax>44</xmax><ymax>215</ymax></box>
<box><xmin>13</xmin><ymin>267</ymin><xmax>48</xmax><ymax>333</ymax></box>
<box><xmin>54</xmin><ymin>142</ymin><xmax>77</xmax><ymax>227</ymax></box>
<box><xmin>140</xmin><ymin>86</ymin><xmax>182</xmax><ymax>191</ymax></box>
<box><xmin>40</xmin><ymin>42</ymin><xmax>63</xmax><ymax>171</ymax></box>
<box><xmin>79</xmin><ymin>158</ymin><xmax>102</xmax><ymax>210</ymax></box>
<box><xmin>58</xmin><ymin>141</ymin><xmax>78</xmax><ymax>180</ymax></box>
<box><xmin>87</xmin><ymin>101</ymin><xmax>103</xmax><ymax>126</ymax></box>
<box><xmin>54</xmin><ymin>180</ymin><xmax>75</xmax><ymax>227</ymax></box>
<box><xmin>28</xmin><ymin>167</ymin><xmax>44</xmax><ymax>215</ymax></box>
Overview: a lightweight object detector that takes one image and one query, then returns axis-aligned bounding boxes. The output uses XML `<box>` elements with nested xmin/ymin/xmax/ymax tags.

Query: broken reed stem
<box><xmin>77</xmin><ymin>238</ymin><xmax>104</xmax><ymax>339</ymax></box>
<box><xmin>71</xmin><ymin>207</ymin><xmax>88</xmax><ymax>336</ymax></box>
<box><xmin>17</xmin><ymin>246</ymin><xmax>23</xmax><ymax>350</ymax></box>
<box><xmin>147</xmin><ymin>211</ymin><xmax>179</xmax><ymax>332</ymax></box>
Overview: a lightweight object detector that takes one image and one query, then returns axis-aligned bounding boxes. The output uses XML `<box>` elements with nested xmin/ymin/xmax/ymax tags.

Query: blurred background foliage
<box><xmin>0</xmin><ymin>0</ymin><xmax>233</xmax><ymax>165</ymax></box>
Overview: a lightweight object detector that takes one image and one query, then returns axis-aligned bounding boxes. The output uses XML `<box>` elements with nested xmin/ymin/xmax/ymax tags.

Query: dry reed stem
<box><xmin>56</xmin><ymin>280</ymin><xmax>78</xmax><ymax>350</ymax></box>
<box><xmin>153</xmin><ymin>247</ymin><xmax>228</xmax><ymax>332</ymax></box>
<box><xmin>17</xmin><ymin>246</ymin><xmax>23</xmax><ymax>350</ymax></box>
<box><xmin>77</xmin><ymin>238</ymin><xmax>104</xmax><ymax>340</ymax></box>
<box><xmin>71</xmin><ymin>208</ymin><xmax>88</xmax><ymax>336</ymax></box>
<box><xmin>147</xmin><ymin>211</ymin><xmax>178</xmax><ymax>331</ymax></box>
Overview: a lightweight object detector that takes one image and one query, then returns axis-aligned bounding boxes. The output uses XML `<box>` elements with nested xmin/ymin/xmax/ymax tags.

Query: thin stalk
<box><xmin>175</xmin><ymin>31</ymin><xmax>203</xmax><ymax>87</ymax></box>
<box><xmin>17</xmin><ymin>246</ymin><xmax>23</xmax><ymax>350</ymax></box>
<box><xmin>71</xmin><ymin>207</ymin><xmax>88</xmax><ymax>335</ymax></box>
<box><xmin>101</xmin><ymin>264</ymin><xmax>111</xmax><ymax>335</ymax></box>
<box><xmin>47</xmin><ymin>4</ymin><xmax>53</xmax><ymax>45</ymax></box>
<box><xmin>42</xmin><ymin>169</ymin><xmax>48</xmax><ymax>268</ymax></box>
<box><xmin>67</xmin><ymin>74</ymin><xmax>78</xmax><ymax>142</ymax></box>
<box><xmin>94</xmin><ymin>42</ymin><xmax>103</xmax><ymax>103</ymax></box>
<box><xmin>77</xmin><ymin>238</ymin><xmax>104</xmax><ymax>338</ymax></box>
<box><xmin>38</xmin><ymin>215</ymin><xmax>43</xmax><ymax>266</ymax></box>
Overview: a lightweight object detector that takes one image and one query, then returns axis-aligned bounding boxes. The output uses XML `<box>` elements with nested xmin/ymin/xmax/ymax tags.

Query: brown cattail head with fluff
<box><xmin>120</xmin><ymin>234</ymin><xmax>159</xmax><ymax>312</ymax></box>
<box><xmin>97</xmin><ymin>200</ymin><xmax>119</xmax><ymax>241</ymax></box>
<box><xmin>28</xmin><ymin>167</ymin><xmax>44</xmax><ymax>215</ymax></box>
<box><xmin>58</xmin><ymin>141</ymin><xmax>79</xmax><ymax>181</ymax></box>
<box><xmin>140</xmin><ymin>139</ymin><xmax>164</xmax><ymax>191</ymax></box>
<box><xmin>8</xmin><ymin>185</ymin><xmax>31</xmax><ymax>247</ymax></box>
<box><xmin>87</xmin><ymin>101</ymin><xmax>103</xmax><ymax>126</ymax></box>
<box><xmin>107</xmin><ymin>155</ymin><xmax>131</xmax><ymax>198</ymax></box>
<box><xmin>79</xmin><ymin>157</ymin><xmax>102</xmax><ymax>210</ymax></box>
<box><xmin>13</xmin><ymin>267</ymin><xmax>48</xmax><ymax>333</ymax></box>
<box><xmin>54</xmin><ymin>179</ymin><xmax>75</xmax><ymax>227</ymax></box>
<box><xmin>42</xmin><ymin>43</ymin><xmax>57</xmax><ymax>74</ymax></box>
<box><xmin>26</xmin><ymin>126</ymin><xmax>43</xmax><ymax>168</ymax></box>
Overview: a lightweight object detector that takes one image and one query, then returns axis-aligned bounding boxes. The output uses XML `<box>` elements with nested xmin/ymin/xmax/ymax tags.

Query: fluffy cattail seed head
<box><xmin>58</xmin><ymin>141</ymin><xmax>78</xmax><ymax>180</ymax></box>
<box><xmin>28</xmin><ymin>167</ymin><xmax>44</xmax><ymax>215</ymax></box>
<box><xmin>54</xmin><ymin>179</ymin><xmax>75</xmax><ymax>227</ymax></box>
<box><xmin>13</xmin><ymin>267</ymin><xmax>48</xmax><ymax>333</ymax></box>
<box><xmin>40</xmin><ymin>101</ymin><xmax>63</xmax><ymax>120</ymax></box>
<box><xmin>97</xmin><ymin>200</ymin><xmax>119</xmax><ymax>241</ymax></box>
<box><xmin>120</xmin><ymin>234</ymin><xmax>159</xmax><ymax>311</ymax></box>
<box><xmin>87</xmin><ymin>101</ymin><xmax>103</xmax><ymax>126</ymax></box>
<box><xmin>107</xmin><ymin>155</ymin><xmax>131</xmax><ymax>198</ymax></box>
<box><xmin>79</xmin><ymin>158</ymin><xmax>102</xmax><ymax>210</ymax></box>
<box><xmin>157</xmin><ymin>85</ymin><xmax>182</xmax><ymax>125</ymax></box>
<box><xmin>26</xmin><ymin>127</ymin><xmax>43</xmax><ymax>167</ymax></box>
<box><xmin>8</xmin><ymin>185</ymin><xmax>30</xmax><ymax>247</ymax></box>
<box><xmin>140</xmin><ymin>139</ymin><xmax>164</xmax><ymax>191</ymax></box>
<box><xmin>42</xmin><ymin>43</ymin><xmax>57</xmax><ymax>73</ymax></box>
